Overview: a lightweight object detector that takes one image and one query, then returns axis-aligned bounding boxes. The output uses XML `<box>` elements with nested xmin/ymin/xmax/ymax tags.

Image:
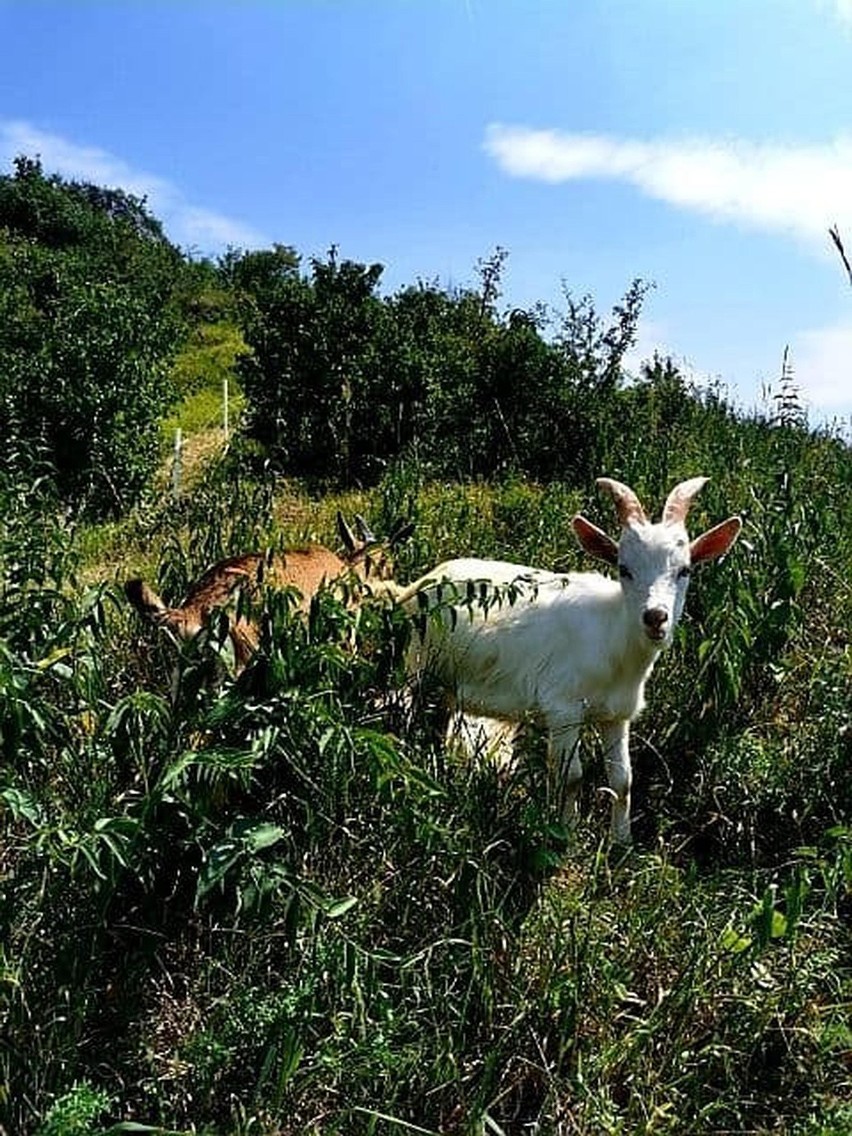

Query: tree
<box><xmin>0</xmin><ymin>157</ymin><xmax>188</xmax><ymax>517</ymax></box>
<box><xmin>229</xmin><ymin>240</ymin><xmax>653</xmax><ymax>488</ymax></box>
<box><xmin>233</xmin><ymin>246</ymin><xmax>387</xmax><ymax>482</ymax></box>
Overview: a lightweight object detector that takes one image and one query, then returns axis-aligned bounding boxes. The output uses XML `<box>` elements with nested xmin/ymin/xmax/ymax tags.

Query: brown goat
<box><xmin>125</xmin><ymin>513</ymin><xmax>411</xmax><ymax>673</ymax></box>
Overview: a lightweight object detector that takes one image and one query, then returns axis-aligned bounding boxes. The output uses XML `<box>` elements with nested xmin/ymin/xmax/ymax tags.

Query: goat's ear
<box><xmin>354</xmin><ymin>513</ymin><xmax>377</xmax><ymax>544</ymax></box>
<box><xmin>572</xmin><ymin>514</ymin><xmax>619</xmax><ymax>566</ymax></box>
<box><xmin>690</xmin><ymin>517</ymin><xmax>742</xmax><ymax>564</ymax></box>
<box><xmin>337</xmin><ymin>511</ymin><xmax>358</xmax><ymax>553</ymax></box>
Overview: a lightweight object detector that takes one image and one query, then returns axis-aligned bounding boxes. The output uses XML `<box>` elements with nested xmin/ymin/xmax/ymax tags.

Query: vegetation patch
<box><xmin>0</xmin><ymin>157</ymin><xmax>850</xmax><ymax>1135</ymax></box>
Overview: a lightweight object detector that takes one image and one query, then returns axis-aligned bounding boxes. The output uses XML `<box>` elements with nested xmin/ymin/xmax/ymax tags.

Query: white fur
<box><xmin>401</xmin><ymin>479</ymin><xmax>741</xmax><ymax>843</ymax></box>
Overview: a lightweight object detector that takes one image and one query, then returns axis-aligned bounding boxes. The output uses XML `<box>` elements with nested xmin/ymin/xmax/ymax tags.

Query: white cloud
<box><xmin>0</xmin><ymin>120</ymin><xmax>267</xmax><ymax>252</ymax></box>
<box><xmin>621</xmin><ymin>318</ymin><xmax>674</xmax><ymax>378</ymax></box>
<box><xmin>623</xmin><ymin>315</ymin><xmax>852</xmax><ymax>427</ymax></box>
<box><xmin>622</xmin><ymin>320</ymin><xmax>736</xmax><ymax>406</ymax></box>
<box><xmin>172</xmin><ymin>205</ymin><xmax>267</xmax><ymax>251</ymax></box>
<box><xmin>824</xmin><ymin>0</ymin><xmax>852</xmax><ymax>27</ymax></box>
<box><xmin>791</xmin><ymin>319</ymin><xmax>852</xmax><ymax>420</ymax></box>
<box><xmin>483</xmin><ymin>124</ymin><xmax>852</xmax><ymax>246</ymax></box>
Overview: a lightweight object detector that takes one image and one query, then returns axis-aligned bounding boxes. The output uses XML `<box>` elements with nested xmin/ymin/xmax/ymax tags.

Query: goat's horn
<box><xmin>354</xmin><ymin>513</ymin><xmax>377</xmax><ymax>544</ymax></box>
<box><xmin>596</xmin><ymin>478</ymin><xmax>648</xmax><ymax>527</ymax></box>
<box><xmin>336</xmin><ymin>511</ymin><xmax>357</xmax><ymax>552</ymax></box>
<box><xmin>662</xmin><ymin>477</ymin><xmax>709</xmax><ymax>525</ymax></box>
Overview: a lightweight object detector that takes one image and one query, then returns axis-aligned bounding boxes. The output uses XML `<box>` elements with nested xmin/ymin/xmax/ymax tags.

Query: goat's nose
<box><xmin>645</xmin><ymin>604</ymin><xmax>672</xmax><ymax>640</ymax></box>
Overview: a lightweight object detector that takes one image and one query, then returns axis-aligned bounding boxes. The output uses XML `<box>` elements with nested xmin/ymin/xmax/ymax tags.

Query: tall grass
<box><xmin>0</xmin><ymin>407</ymin><xmax>850</xmax><ymax>1134</ymax></box>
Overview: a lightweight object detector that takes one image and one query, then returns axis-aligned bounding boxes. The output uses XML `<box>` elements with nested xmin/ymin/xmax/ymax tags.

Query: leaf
<box><xmin>197</xmin><ymin>838</ymin><xmax>241</xmax><ymax>899</ymax></box>
<box><xmin>769</xmin><ymin>910</ymin><xmax>788</xmax><ymax>939</ymax></box>
<box><xmin>720</xmin><ymin>926</ymin><xmax>752</xmax><ymax>954</ymax></box>
<box><xmin>197</xmin><ymin>820</ymin><xmax>287</xmax><ymax>904</ymax></box>
<box><xmin>323</xmin><ymin>895</ymin><xmax>358</xmax><ymax>919</ymax></box>
<box><xmin>0</xmin><ymin>786</ymin><xmax>43</xmax><ymax>826</ymax></box>
<box><xmin>239</xmin><ymin>820</ymin><xmax>286</xmax><ymax>853</ymax></box>
<box><xmin>74</xmin><ymin>839</ymin><xmax>108</xmax><ymax>881</ymax></box>
<box><xmin>752</xmin><ymin>886</ymin><xmax>788</xmax><ymax>946</ymax></box>
<box><xmin>787</xmin><ymin>558</ymin><xmax>806</xmax><ymax>596</ymax></box>
<box><xmin>101</xmin><ymin>1124</ymin><xmax>177</xmax><ymax>1134</ymax></box>
<box><xmin>35</xmin><ymin>646</ymin><xmax>73</xmax><ymax>671</ymax></box>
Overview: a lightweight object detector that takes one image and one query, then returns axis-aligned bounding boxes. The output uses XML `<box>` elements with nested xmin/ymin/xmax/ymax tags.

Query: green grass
<box><xmin>1</xmin><ymin>417</ymin><xmax>850</xmax><ymax>1134</ymax></box>
<box><xmin>160</xmin><ymin>382</ymin><xmax>246</xmax><ymax>442</ymax></box>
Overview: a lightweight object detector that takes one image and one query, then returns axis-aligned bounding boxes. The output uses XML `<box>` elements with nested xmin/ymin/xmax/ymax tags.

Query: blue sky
<box><xmin>2</xmin><ymin>1</ymin><xmax>852</xmax><ymax>429</ymax></box>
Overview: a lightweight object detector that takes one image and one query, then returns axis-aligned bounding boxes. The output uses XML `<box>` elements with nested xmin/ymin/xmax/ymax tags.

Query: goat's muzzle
<box><xmin>642</xmin><ymin>607</ymin><xmax>669</xmax><ymax>642</ymax></box>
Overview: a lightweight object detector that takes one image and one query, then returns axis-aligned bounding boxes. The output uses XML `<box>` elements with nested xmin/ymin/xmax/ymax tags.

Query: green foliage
<box><xmin>169</xmin><ymin>319</ymin><xmax>250</xmax><ymax>400</ymax></box>
<box><xmin>0</xmin><ymin>155</ymin><xmax>167</xmax><ymax>249</ymax></box>
<box><xmin>229</xmin><ymin>243</ymin><xmax>650</xmax><ymax>487</ymax></box>
<box><xmin>233</xmin><ymin>245</ymin><xmax>387</xmax><ymax>482</ymax></box>
<box><xmin>0</xmin><ymin>157</ymin><xmax>190</xmax><ymax>517</ymax></box>
<box><xmin>35</xmin><ymin>1082</ymin><xmax>111</xmax><ymax>1136</ymax></box>
<box><xmin>1</xmin><ymin>156</ymin><xmax>851</xmax><ymax>1136</ymax></box>
<box><xmin>2</xmin><ymin>401</ymin><xmax>851</xmax><ymax>1132</ymax></box>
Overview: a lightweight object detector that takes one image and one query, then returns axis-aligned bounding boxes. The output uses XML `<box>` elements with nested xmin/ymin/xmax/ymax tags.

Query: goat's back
<box><xmin>402</xmin><ymin>558</ymin><xmax>644</xmax><ymax>723</ymax></box>
<box><xmin>400</xmin><ymin>558</ymin><xmax>619</xmax><ymax>614</ymax></box>
<box><xmin>180</xmin><ymin>546</ymin><xmax>353</xmax><ymax>614</ymax></box>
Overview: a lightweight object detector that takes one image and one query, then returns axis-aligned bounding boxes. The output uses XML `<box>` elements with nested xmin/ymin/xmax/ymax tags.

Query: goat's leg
<box><xmin>548</xmin><ymin>714</ymin><xmax>584</xmax><ymax>826</ymax></box>
<box><xmin>448</xmin><ymin>713</ymin><xmax>518</xmax><ymax>770</ymax></box>
<box><xmin>601</xmin><ymin>718</ymin><xmax>632</xmax><ymax>845</ymax></box>
<box><xmin>445</xmin><ymin>709</ymin><xmax>486</xmax><ymax>760</ymax></box>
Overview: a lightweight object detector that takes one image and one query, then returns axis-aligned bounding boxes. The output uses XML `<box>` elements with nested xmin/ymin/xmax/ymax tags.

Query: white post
<box><xmin>172</xmin><ymin>427</ymin><xmax>183</xmax><ymax>499</ymax></box>
<box><xmin>223</xmin><ymin>378</ymin><xmax>230</xmax><ymax>442</ymax></box>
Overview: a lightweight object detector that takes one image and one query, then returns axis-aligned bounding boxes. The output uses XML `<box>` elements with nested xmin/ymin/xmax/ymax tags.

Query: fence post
<box><xmin>223</xmin><ymin>377</ymin><xmax>230</xmax><ymax>442</ymax></box>
<box><xmin>172</xmin><ymin>427</ymin><xmax>183</xmax><ymax>500</ymax></box>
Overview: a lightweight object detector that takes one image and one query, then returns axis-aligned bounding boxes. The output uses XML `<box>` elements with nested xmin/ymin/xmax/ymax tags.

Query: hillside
<box><xmin>0</xmin><ymin>159</ymin><xmax>851</xmax><ymax>1135</ymax></box>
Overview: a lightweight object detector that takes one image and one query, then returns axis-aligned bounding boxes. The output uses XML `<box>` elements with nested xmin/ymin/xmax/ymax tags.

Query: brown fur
<box><xmin>125</xmin><ymin>517</ymin><xmax>409</xmax><ymax>673</ymax></box>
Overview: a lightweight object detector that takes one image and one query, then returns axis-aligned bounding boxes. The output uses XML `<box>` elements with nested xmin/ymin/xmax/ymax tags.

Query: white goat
<box><xmin>400</xmin><ymin>477</ymin><xmax>741</xmax><ymax>843</ymax></box>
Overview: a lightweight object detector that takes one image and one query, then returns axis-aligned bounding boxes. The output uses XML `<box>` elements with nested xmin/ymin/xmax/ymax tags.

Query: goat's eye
<box><xmin>618</xmin><ymin>564</ymin><xmax>633</xmax><ymax>581</ymax></box>
<box><xmin>678</xmin><ymin>566</ymin><xmax>691</xmax><ymax>579</ymax></box>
